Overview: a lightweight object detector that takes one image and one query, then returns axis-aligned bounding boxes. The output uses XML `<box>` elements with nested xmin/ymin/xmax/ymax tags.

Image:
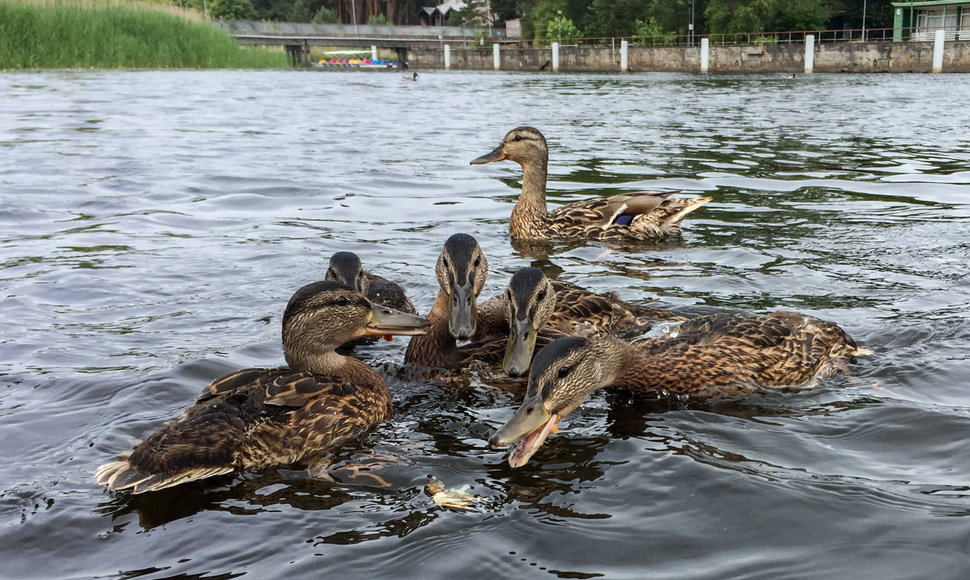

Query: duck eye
<box><xmin>335</xmin><ymin>296</ymin><xmax>349</xmax><ymax>306</ymax></box>
<box><xmin>537</xmin><ymin>290</ymin><xmax>546</xmax><ymax>302</ymax></box>
<box><xmin>525</xmin><ymin>406</ymin><xmax>534</xmax><ymax>415</ymax></box>
<box><xmin>512</xmin><ymin>135</ymin><xmax>522</xmax><ymax>142</ymax></box>
<box><xmin>473</xmin><ymin>256</ymin><xmax>481</xmax><ymax>269</ymax></box>
<box><xmin>557</xmin><ymin>366</ymin><xmax>571</xmax><ymax>378</ymax></box>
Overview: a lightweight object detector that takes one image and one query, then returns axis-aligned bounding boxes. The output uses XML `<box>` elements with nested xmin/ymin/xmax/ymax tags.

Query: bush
<box><xmin>312</xmin><ymin>6</ymin><xmax>338</xmax><ymax>24</ymax></box>
<box><xmin>210</xmin><ymin>0</ymin><xmax>256</xmax><ymax>20</ymax></box>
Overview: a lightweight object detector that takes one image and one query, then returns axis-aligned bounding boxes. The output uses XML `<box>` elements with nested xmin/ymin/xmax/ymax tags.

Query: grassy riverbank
<box><xmin>0</xmin><ymin>0</ymin><xmax>288</xmax><ymax>69</ymax></box>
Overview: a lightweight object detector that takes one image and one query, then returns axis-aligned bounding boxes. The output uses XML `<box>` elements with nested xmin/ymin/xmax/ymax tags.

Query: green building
<box><xmin>892</xmin><ymin>1</ymin><xmax>970</xmax><ymax>41</ymax></box>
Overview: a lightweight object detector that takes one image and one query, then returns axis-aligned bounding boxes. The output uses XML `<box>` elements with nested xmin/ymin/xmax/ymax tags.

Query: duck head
<box><xmin>503</xmin><ymin>267</ymin><xmax>557</xmax><ymax>377</ymax></box>
<box><xmin>470</xmin><ymin>126</ymin><xmax>548</xmax><ymax>167</ymax></box>
<box><xmin>436</xmin><ymin>233</ymin><xmax>488</xmax><ymax>341</ymax></box>
<box><xmin>282</xmin><ymin>281</ymin><xmax>428</xmax><ymax>370</ymax></box>
<box><xmin>490</xmin><ymin>335</ymin><xmax>619</xmax><ymax>468</ymax></box>
<box><xmin>325</xmin><ymin>251</ymin><xmax>368</xmax><ymax>294</ymax></box>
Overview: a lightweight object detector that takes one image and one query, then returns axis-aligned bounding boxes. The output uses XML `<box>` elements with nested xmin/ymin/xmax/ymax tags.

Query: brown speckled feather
<box><xmin>96</xmin><ymin>361</ymin><xmax>392</xmax><ymax>494</ymax></box>
<box><xmin>547</xmin><ymin>279</ymin><xmax>683</xmax><ymax>336</ymax></box>
<box><xmin>620</xmin><ymin>311</ymin><xmax>867</xmax><ymax>399</ymax></box>
<box><xmin>542</xmin><ymin>193</ymin><xmax>710</xmax><ymax>241</ymax></box>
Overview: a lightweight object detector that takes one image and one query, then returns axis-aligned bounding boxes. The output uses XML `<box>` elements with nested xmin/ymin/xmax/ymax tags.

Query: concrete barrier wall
<box><xmin>407</xmin><ymin>40</ymin><xmax>970</xmax><ymax>73</ymax></box>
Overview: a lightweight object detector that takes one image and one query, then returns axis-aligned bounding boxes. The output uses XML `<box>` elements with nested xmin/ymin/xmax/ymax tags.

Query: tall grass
<box><xmin>0</xmin><ymin>0</ymin><xmax>288</xmax><ymax>69</ymax></box>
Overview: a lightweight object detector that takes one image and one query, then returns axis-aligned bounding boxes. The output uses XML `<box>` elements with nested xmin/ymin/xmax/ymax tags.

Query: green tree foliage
<box><xmin>285</xmin><ymin>0</ymin><xmax>313</xmax><ymax>22</ymax></box>
<box><xmin>771</xmin><ymin>0</ymin><xmax>827</xmax><ymax>31</ymax></box>
<box><xmin>210</xmin><ymin>0</ymin><xmax>257</xmax><ymax>20</ymax></box>
<box><xmin>584</xmin><ymin>0</ymin><xmax>648</xmax><ymax>37</ymax></box>
<box><xmin>705</xmin><ymin>0</ymin><xmax>776</xmax><ymax>33</ymax></box>
<box><xmin>312</xmin><ymin>5</ymin><xmax>339</xmax><ymax>23</ymax></box>
<box><xmin>528</xmin><ymin>0</ymin><xmax>567</xmax><ymax>40</ymax></box>
<box><xmin>542</xmin><ymin>15</ymin><xmax>581</xmax><ymax>43</ymax></box>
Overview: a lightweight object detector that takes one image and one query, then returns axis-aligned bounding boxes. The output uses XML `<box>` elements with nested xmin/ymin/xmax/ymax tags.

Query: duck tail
<box><xmin>95</xmin><ymin>458</ymin><xmax>234</xmax><ymax>494</ymax></box>
<box><xmin>662</xmin><ymin>196</ymin><xmax>712</xmax><ymax>226</ymax></box>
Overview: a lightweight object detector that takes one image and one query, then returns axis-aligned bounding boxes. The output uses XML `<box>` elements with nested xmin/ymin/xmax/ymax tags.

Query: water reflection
<box><xmin>2</xmin><ymin>70</ymin><xmax>970</xmax><ymax>579</ymax></box>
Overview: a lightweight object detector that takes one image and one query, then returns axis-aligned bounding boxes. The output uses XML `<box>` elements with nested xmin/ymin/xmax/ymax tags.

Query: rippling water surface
<box><xmin>2</xmin><ymin>69</ymin><xmax>970</xmax><ymax>579</ymax></box>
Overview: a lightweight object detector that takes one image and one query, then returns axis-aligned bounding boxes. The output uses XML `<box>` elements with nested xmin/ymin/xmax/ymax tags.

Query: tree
<box><xmin>210</xmin><ymin>0</ymin><xmax>257</xmax><ymax>20</ymax></box>
<box><xmin>312</xmin><ymin>5</ymin><xmax>339</xmax><ymax>22</ymax></box>
<box><xmin>705</xmin><ymin>0</ymin><xmax>776</xmax><ymax>34</ymax></box>
<box><xmin>528</xmin><ymin>0</ymin><xmax>568</xmax><ymax>42</ymax></box>
<box><xmin>286</xmin><ymin>0</ymin><xmax>313</xmax><ymax>22</ymax></box>
<box><xmin>772</xmin><ymin>0</ymin><xmax>826</xmax><ymax>31</ymax></box>
<box><xmin>542</xmin><ymin>15</ymin><xmax>581</xmax><ymax>43</ymax></box>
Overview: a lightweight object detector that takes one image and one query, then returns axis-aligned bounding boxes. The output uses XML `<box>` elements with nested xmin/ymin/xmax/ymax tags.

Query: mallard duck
<box><xmin>501</xmin><ymin>267</ymin><xmax>684</xmax><ymax>377</ymax></box>
<box><xmin>470</xmin><ymin>127</ymin><xmax>711</xmax><ymax>241</ymax></box>
<box><xmin>403</xmin><ymin>233</ymin><xmax>507</xmax><ymax>370</ymax></box>
<box><xmin>95</xmin><ymin>281</ymin><xmax>429</xmax><ymax>494</ymax></box>
<box><xmin>325</xmin><ymin>251</ymin><xmax>417</xmax><ymax>315</ymax></box>
<box><xmin>490</xmin><ymin>310</ymin><xmax>870</xmax><ymax>467</ymax></box>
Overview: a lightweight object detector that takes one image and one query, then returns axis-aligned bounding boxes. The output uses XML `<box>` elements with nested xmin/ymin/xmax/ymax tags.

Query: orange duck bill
<box><xmin>489</xmin><ymin>392</ymin><xmax>561</xmax><ymax>468</ymax></box>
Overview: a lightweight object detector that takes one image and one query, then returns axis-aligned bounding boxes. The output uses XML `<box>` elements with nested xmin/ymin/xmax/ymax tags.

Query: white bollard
<box><xmin>493</xmin><ymin>43</ymin><xmax>500</xmax><ymax>70</ymax></box>
<box><xmin>371</xmin><ymin>45</ymin><xmax>378</xmax><ymax>61</ymax></box>
<box><xmin>552</xmin><ymin>42</ymin><xmax>559</xmax><ymax>72</ymax></box>
<box><xmin>933</xmin><ymin>29</ymin><xmax>945</xmax><ymax>73</ymax></box>
<box><xmin>700</xmin><ymin>37</ymin><xmax>709</xmax><ymax>72</ymax></box>
<box><xmin>804</xmin><ymin>34</ymin><xmax>815</xmax><ymax>73</ymax></box>
<box><xmin>620</xmin><ymin>40</ymin><xmax>629</xmax><ymax>71</ymax></box>
<box><xmin>444</xmin><ymin>44</ymin><xmax>451</xmax><ymax>69</ymax></box>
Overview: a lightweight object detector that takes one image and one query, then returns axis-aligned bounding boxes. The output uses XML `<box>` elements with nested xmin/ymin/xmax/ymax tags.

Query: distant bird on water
<box><xmin>403</xmin><ymin>72</ymin><xmax>418</xmax><ymax>81</ymax></box>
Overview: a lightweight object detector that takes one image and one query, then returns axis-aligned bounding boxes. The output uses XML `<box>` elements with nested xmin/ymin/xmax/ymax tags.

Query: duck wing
<box><xmin>548</xmin><ymin>191</ymin><xmax>710</xmax><ymax>240</ymax></box>
<box><xmin>96</xmin><ymin>367</ymin><xmax>390</xmax><ymax>494</ymax></box>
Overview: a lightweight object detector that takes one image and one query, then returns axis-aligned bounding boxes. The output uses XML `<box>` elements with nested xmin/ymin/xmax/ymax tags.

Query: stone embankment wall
<box><xmin>407</xmin><ymin>40</ymin><xmax>970</xmax><ymax>73</ymax></box>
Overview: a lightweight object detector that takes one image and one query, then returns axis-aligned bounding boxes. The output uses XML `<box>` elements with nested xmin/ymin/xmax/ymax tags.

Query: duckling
<box><xmin>403</xmin><ymin>233</ymin><xmax>507</xmax><ymax>370</ymax></box>
<box><xmin>471</xmin><ymin>127</ymin><xmax>711</xmax><ymax>241</ymax></box>
<box><xmin>490</xmin><ymin>310</ymin><xmax>869</xmax><ymax>467</ymax></box>
<box><xmin>95</xmin><ymin>281</ymin><xmax>429</xmax><ymax>494</ymax></box>
<box><xmin>501</xmin><ymin>267</ymin><xmax>684</xmax><ymax>377</ymax></box>
<box><xmin>325</xmin><ymin>251</ymin><xmax>417</xmax><ymax>315</ymax></box>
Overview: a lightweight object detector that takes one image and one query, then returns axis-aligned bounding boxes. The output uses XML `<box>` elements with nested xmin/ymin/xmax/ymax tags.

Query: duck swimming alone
<box><xmin>95</xmin><ymin>281</ymin><xmax>429</xmax><ymax>494</ymax></box>
<box><xmin>471</xmin><ymin>127</ymin><xmax>711</xmax><ymax>241</ymax></box>
<box><xmin>501</xmin><ymin>267</ymin><xmax>684</xmax><ymax>377</ymax></box>
<box><xmin>490</xmin><ymin>310</ymin><xmax>870</xmax><ymax>467</ymax></box>
<box><xmin>325</xmin><ymin>251</ymin><xmax>417</xmax><ymax>315</ymax></box>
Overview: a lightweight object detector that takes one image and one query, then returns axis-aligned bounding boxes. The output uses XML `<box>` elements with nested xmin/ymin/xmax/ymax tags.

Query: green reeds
<box><xmin>0</xmin><ymin>0</ymin><xmax>288</xmax><ymax>69</ymax></box>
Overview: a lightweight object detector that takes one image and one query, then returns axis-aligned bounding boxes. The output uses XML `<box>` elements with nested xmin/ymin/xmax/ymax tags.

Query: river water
<box><xmin>2</xmin><ymin>69</ymin><xmax>970</xmax><ymax>579</ymax></box>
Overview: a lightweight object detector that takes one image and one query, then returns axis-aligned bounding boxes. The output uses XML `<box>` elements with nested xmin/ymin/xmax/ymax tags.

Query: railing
<box><xmin>216</xmin><ymin>20</ymin><xmax>969</xmax><ymax>49</ymax></box>
<box><xmin>215</xmin><ymin>21</ymin><xmax>500</xmax><ymax>40</ymax></box>
<box><xmin>509</xmin><ymin>26</ymin><xmax>968</xmax><ymax>48</ymax></box>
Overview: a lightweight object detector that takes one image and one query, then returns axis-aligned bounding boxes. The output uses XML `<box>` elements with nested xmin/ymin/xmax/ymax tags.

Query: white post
<box><xmin>620</xmin><ymin>40</ymin><xmax>629</xmax><ymax>71</ymax></box>
<box><xmin>493</xmin><ymin>43</ymin><xmax>500</xmax><ymax>70</ymax></box>
<box><xmin>444</xmin><ymin>44</ymin><xmax>451</xmax><ymax>69</ymax></box>
<box><xmin>552</xmin><ymin>42</ymin><xmax>560</xmax><ymax>71</ymax></box>
<box><xmin>700</xmin><ymin>37</ymin><xmax>709</xmax><ymax>72</ymax></box>
<box><xmin>371</xmin><ymin>45</ymin><xmax>378</xmax><ymax>61</ymax></box>
<box><xmin>804</xmin><ymin>34</ymin><xmax>815</xmax><ymax>73</ymax></box>
<box><xmin>932</xmin><ymin>28</ymin><xmax>945</xmax><ymax>73</ymax></box>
